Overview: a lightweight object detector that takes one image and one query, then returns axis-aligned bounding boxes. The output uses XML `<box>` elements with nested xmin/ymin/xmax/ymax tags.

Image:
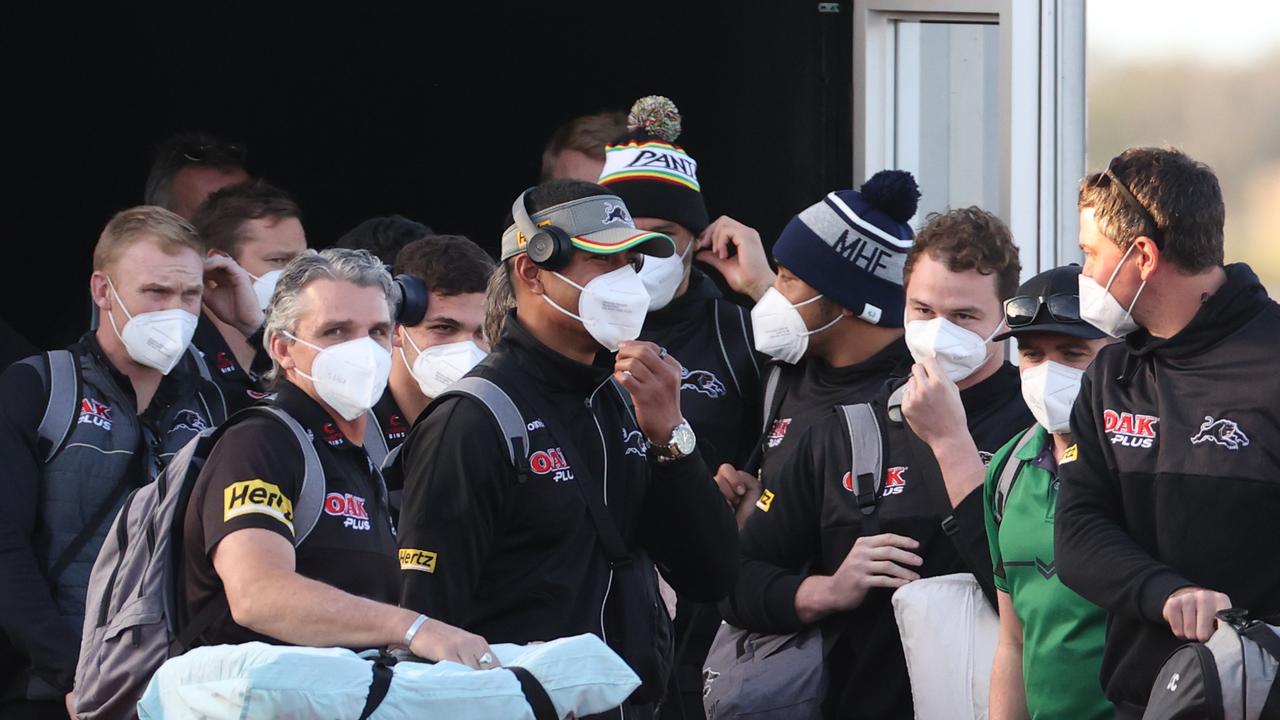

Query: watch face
<box><xmin>672</xmin><ymin>422</ymin><xmax>696</xmax><ymax>455</ymax></box>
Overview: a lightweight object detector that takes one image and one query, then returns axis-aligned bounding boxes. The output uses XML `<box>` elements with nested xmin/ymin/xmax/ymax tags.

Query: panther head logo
<box><xmin>602</xmin><ymin>202</ymin><xmax>630</xmax><ymax>225</ymax></box>
<box><xmin>681</xmin><ymin>368</ymin><xmax>727</xmax><ymax>399</ymax></box>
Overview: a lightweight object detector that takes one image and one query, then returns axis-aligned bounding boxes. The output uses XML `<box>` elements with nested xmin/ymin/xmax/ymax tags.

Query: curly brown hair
<box><xmin>1078</xmin><ymin>147</ymin><xmax>1224</xmax><ymax>272</ymax></box>
<box><xmin>905</xmin><ymin>207</ymin><xmax>1021</xmax><ymax>301</ymax></box>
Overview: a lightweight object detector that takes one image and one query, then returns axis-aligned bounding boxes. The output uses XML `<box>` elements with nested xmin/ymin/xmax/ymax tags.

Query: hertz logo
<box><xmin>400</xmin><ymin>548</ymin><xmax>438</xmax><ymax>573</ymax></box>
<box><xmin>224</xmin><ymin>479</ymin><xmax>294</xmax><ymax>533</ymax></box>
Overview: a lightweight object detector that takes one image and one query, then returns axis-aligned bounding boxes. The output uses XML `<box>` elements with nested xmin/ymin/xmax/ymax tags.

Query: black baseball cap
<box><xmin>994</xmin><ymin>265</ymin><xmax>1107</xmax><ymax>341</ymax></box>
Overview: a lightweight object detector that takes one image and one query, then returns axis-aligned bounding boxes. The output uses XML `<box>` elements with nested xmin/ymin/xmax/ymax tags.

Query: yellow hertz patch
<box><xmin>755</xmin><ymin>489</ymin><xmax>776</xmax><ymax>512</ymax></box>
<box><xmin>1061</xmin><ymin>444</ymin><xmax>1079</xmax><ymax>464</ymax></box>
<box><xmin>400</xmin><ymin>548</ymin><xmax>438</xmax><ymax>573</ymax></box>
<box><xmin>224</xmin><ymin>479</ymin><xmax>295</xmax><ymax>534</ymax></box>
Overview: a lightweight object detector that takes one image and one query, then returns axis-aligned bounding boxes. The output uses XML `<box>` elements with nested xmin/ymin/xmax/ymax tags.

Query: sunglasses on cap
<box><xmin>1003</xmin><ymin>293</ymin><xmax>1082</xmax><ymax>328</ymax></box>
<box><xmin>1088</xmin><ymin>157</ymin><xmax>1164</xmax><ymax>246</ymax></box>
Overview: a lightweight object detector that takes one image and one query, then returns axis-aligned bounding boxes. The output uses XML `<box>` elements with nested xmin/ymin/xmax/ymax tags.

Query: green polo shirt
<box><xmin>984</xmin><ymin>426</ymin><xmax>1111</xmax><ymax>720</ymax></box>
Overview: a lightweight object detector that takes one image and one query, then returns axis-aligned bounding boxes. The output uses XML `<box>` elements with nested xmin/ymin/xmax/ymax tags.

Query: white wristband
<box><xmin>402</xmin><ymin>613</ymin><xmax>429</xmax><ymax>649</ymax></box>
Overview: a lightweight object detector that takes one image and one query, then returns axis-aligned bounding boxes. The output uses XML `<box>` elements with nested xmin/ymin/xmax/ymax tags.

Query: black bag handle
<box><xmin>508</xmin><ymin>665</ymin><xmax>558</xmax><ymax>720</ymax></box>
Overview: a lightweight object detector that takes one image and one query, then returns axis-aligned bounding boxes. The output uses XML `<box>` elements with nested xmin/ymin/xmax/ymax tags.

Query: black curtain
<box><xmin>3</xmin><ymin>0</ymin><xmax>851</xmax><ymax>351</ymax></box>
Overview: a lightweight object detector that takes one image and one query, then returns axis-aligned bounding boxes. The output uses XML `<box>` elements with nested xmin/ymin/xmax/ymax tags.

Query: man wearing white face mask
<box><xmin>722</xmin><ymin>207</ymin><xmax>1032</xmax><ymax>719</ymax></box>
<box><xmin>0</xmin><ymin>207</ymin><xmax>248</xmax><ymax>718</ymax></box>
<box><xmin>178</xmin><ymin>248</ymin><xmax>495</xmax><ymax>670</ymax></box>
<box><xmin>1055</xmin><ymin>148</ymin><xmax>1280</xmax><ymax>719</ymax></box>
<box><xmin>191</xmin><ymin>179</ymin><xmax>307</xmax><ymax>412</ymax></box>
<box><xmin>697</xmin><ymin>171</ymin><xmax>921</xmax><ymax>530</ymax></box>
<box><xmin>599</xmin><ymin>95</ymin><xmax>765</xmax><ymax>719</ymax></box>
<box><xmin>397</xmin><ymin>181</ymin><xmax>739</xmax><ymax>719</ymax></box>
<box><xmin>979</xmin><ymin>266</ymin><xmax>1112</xmax><ymax>720</ymax></box>
<box><xmin>370</xmin><ymin>234</ymin><xmax>493</xmax><ymax>518</ymax></box>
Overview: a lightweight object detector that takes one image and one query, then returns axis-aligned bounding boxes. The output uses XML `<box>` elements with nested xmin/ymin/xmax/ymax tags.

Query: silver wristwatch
<box><xmin>650</xmin><ymin>419</ymin><xmax>696</xmax><ymax>462</ymax></box>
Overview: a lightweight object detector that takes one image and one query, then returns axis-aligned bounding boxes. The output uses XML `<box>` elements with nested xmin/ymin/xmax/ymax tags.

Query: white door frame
<box><xmin>852</xmin><ymin>0</ymin><xmax>1085</xmax><ymax>276</ymax></box>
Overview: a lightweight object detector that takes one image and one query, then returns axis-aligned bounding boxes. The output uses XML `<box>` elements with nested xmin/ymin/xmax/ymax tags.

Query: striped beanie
<box><xmin>598</xmin><ymin>96</ymin><xmax>709</xmax><ymax>234</ymax></box>
<box><xmin>773</xmin><ymin>170</ymin><xmax>921</xmax><ymax>327</ymax></box>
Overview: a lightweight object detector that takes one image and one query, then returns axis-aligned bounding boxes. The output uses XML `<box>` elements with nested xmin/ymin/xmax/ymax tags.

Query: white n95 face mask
<box><xmin>287</xmin><ymin>333</ymin><xmax>392</xmax><ymax>421</ymax></box>
<box><xmin>542</xmin><ymin>265</ymin><xmax>651</xmax><ymax>352</ymax></box>
<box><xmin>1078</xmin><ymin>244</ymin><xmax>1146</xmax><ymax>338</ymax></box>
<box><xmin>249</xmin><ymin>270</ymin><xmax>282</xmax><ymax>311</ymax></box>
<box><xmin>1020</xmin><ymin>360</ymin><xmax>1085</xmax><ymax>434</ymax></box>
<box><xmin>400</xmin><ymin>332</ymin><xmax>486</xmax><ymax>399</ymax></box>
<box><xmin>904</xmin><ymin>316</ymin><xmax>999</xmax><ymax>383</ymax></box>
<box><xmin>750</xmin><ymin>287</ymin><xmax>842</xmax><ymax>365</ymax></box>
<box><xmin>106</xmin><ymin>278</ymin><xmax>198</xmax><ymax>375</ymax></box>
<box><xmin>638</xmin><ymin>240</ymin><xmax>691</xmax><ymax>312</ymax></box>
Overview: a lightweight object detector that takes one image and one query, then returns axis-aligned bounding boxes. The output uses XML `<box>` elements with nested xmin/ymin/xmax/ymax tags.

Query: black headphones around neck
<box><xmin>512</xmin><ymin>188</ymin><xmax>574</xmax><ymax>271</ymax></box>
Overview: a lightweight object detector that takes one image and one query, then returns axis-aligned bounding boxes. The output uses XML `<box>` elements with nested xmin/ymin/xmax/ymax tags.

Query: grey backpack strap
<box><xmin>24</xmin><ymin>350</ymin><xmax>79</xmax><ymax>463</ymax></box>
<box><xmin>362</xmin><ymin>410</ymin><xmax>391</xmax><ymax>470</ymax></box>
<box><xmin>187</xmin><ymin>346</ymin><xmax>213</xmax><ymax>382</ymax></box>
<box><xmin>444</xmin><ymin>377</ymin><xmax>529</xmax><ymax>474</ymax></box>
<box><xmin>993</xmin><ymin>427</ymin><xmax>1039</xmax><ymax>525</ymax></box>
<box><xmin>886</xmin><ymin>383</ymin><xmax>909</xmax><ymax>424</ymax></box>
<box><xmin>837</xmin><ymin>404</ymin><xmax>884</xmax><ymax>525</ymax></box>
<box><xmin>759</xmin><ymin>365</ymin><xmax>783</xmax><ymax>435</ymax></box>
<box><xmin>257</xmin><ymin>406</ymin><xmax>326</xmax><ymax>545</ymax></box>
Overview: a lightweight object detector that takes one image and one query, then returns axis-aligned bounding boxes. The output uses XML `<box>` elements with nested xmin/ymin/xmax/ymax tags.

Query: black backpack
<box><xmin>1143</xmin><ymin>609</ymin><xmax>1280</xmax><ymax>719</ymax></box>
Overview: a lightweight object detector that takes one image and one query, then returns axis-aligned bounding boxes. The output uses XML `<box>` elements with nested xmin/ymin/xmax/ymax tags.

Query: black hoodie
<box><xmin>397</xmin><ymin>314</ymin><xmax>738</xmax><ymax>649</ymax></box>
<box><xmin>1056</xmin><ymin>263</ymin><xmax>1280</xmax><ymax>706</ymax></box>
<box><xmin>639</xmin><ymin>269</ymin><xmax>763</xmax><ymax>472</ymax></box>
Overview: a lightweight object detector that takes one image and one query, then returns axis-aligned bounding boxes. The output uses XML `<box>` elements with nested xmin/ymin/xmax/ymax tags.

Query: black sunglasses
<box><xmin>1091</xmin><ymin>157</ymin><xmax>1164</xmax><ymax>246</ymax></box>
<box><xmin>1004</xmin><ymin>293</ymin><xmax>1081</xmax><ymax>328</ymax></box>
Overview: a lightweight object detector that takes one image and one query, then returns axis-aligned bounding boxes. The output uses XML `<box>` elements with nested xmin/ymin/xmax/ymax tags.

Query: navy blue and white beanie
<box><xmin>772</xmin><ymin>170</ymin><xmax>920</xmax><ymax>328</ymax></box>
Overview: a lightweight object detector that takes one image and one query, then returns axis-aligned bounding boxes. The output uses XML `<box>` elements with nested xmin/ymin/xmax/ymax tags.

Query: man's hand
<box><xmin>695</xmin><ymin>216</ymin><xmax>777</xmax><ymax>301</ymax></box>
<box><xmin>410</xmin><ymin>617</ymin><xmax>498</xmax><ymax>669</ymax></box>
<box><xmin>614</xmin><ymin>341</ymin><xmax>683</xmax><ymax>444</ymax></box>
<box><xmin>203</xmin><ymin>254</ymin><xmax>265</xmax><ymax>337</ymax></box>
<box><xmin>66</xmin><ymin>690</ymin><xmax>78</xmax><ymax>720</ymax></box>
<box><xmin>826</xmin><ymin>534</ymin><xmax>923</xmax><ymax>612</ymax></box>
<box><xmin>900</xmin><ymin>357</ymin><xmax>969</xmax><ymax>448</ymax></box>
<box><xmin>712</xmin><ymin>463</ymin><xmax>762</xmax><ymax>529</ymax></box>
<box><xmin>901</xmin><ymin>357</ymin><xmax>985</xmax><ymax>506</ymax></box>
<box><xmin>1163</xmin><ymin>587</ymin><xmax>1232</xmax><ymax>642</ymax></box>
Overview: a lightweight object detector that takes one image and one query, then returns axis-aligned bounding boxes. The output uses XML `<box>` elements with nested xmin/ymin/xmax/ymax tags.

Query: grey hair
<box><xmin>262</xmin><ymin>248</ymin><xmax>396</xmax><ymax>385</ymax></box>
<box><xmin>484</xmin><ymin>259</ymin><xmax>516</xmax><ymax>346</ymax></box>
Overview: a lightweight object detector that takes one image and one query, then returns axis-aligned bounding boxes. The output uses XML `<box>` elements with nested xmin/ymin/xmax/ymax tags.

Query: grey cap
<box><xmin>501</xmin><ymin>194</ymin><xmax>675</xmax><ymax>261</ymax></box>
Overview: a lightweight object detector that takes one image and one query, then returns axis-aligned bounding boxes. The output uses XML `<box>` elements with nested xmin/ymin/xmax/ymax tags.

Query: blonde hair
<box><xmin>92</xmin><ymin>206</ymin><xmax>204</xmax><ymax>271</ymax></box>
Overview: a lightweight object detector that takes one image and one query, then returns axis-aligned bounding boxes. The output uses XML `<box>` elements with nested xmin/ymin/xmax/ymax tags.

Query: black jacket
<box><xmin>639</xmin><ymin>269</ymin><xmax>763</xmax><ymax>472</ymax></box>
<box><xmin>1056</xmin><ymin>263</ymin><xmax>1280</xmax><ymax>706</ymax></box>
<box><xmin>722</xmin><ymin>364</ymin><xmax>1032</xmax><ymax>719</ymax></box>
<box><xmin>0</xmin><ymin>333</ymin><xmax>225</xmax><ymax>701</ymax></box>
<box><xmin>757</xmin><ymin>339</ymin><xmax>912</xmax><ymax>483</ymax></box>
<box><xmin>397</xmin><ymin>314</ymin><xmax>738</xmax><ymax>645</ymax></box>
<box><xmin>192</xmin><ymin>314</ymin><xmax>274</xmax><ymax>413</ymax></box>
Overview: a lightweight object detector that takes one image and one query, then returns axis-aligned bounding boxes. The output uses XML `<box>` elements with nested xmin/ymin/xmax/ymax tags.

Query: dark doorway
<box><xmin>4</xmin><ymin>1</ymin><xmax>852</xmax><ymax>351</ymax></box>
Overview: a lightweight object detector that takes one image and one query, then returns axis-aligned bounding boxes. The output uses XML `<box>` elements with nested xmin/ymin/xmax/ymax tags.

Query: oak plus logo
<box><xmin>1103</xmin><ymin>409</ymin><xmax>1159</xmax><ymax>449</ymax></box>
<box><xmin>530</xmin><ymin>447</ymin><xmax>575</xmax><ymax>483</ymax></box>
<box><xmin>77</xmin><ymin>398</ymin><xmax>113</xmax><ymax>431</ymax></box>
<box><xmin>324</xmin><ymin>492</ymin><xmax>371</xmax><ymax>531</ymax></box>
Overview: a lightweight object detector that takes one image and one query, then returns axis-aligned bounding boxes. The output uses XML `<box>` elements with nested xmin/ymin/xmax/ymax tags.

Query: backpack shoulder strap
<box><xmin>759</xmin><ymin>364</ymin><xmax>784</xmax><ymax>435</ymax></box>
<box><xmin>362</xmin><ymin>410</ymin><xmax>391</xmax><ymax>470</ymax></box>
<box><xmin>254</xmin><ymin>406</ymin><xmax>326</xmax><ymax>545</ymax></box>
<box><xmin>836</xmin><ymin>403</ymin><xmax>884</xmax><ymax>516</ymax></box>
<box><xmin>886</xmin><ymin>382</ymin><xmax>909</xmax><ymax>424</ymax></box>
<box><xmin>992</xmin><ymin>427</ymin><xmax>1039</xmax><ymax>525</ymax></box>
<box><xmin>438</xmin><ymin>376</ymin><xmax>530</xmax><ymax>478</ymax></box>
<box><xmin>187</xmin><ymin>346</ymin><xmax>213</xmax><ymax>383</ymax></box>
<box><xmin>22</xmin><ymin>350</ymin><xmax>79</xmax><ymax>463</ymax></box>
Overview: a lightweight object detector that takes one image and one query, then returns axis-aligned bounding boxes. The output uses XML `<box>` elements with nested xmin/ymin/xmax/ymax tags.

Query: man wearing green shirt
<box><xmin>983</xmin><ymin>266</ymin><xmax>1111</xmax><ymax>719</ymax></box>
